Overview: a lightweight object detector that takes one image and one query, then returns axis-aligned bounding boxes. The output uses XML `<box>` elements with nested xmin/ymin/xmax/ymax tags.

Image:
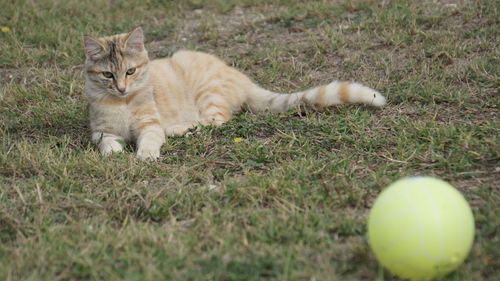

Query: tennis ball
<box><xmin>368</xmin><ymin>177</ymin><xmax>474</xmax><ymax>280</ymax></box>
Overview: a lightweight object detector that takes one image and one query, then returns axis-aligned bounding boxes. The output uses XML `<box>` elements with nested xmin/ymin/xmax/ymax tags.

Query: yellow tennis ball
<box><xmin>368</xmin><ymin>177</ymin><xmax>475</xmax><ymax>280</ymax></box>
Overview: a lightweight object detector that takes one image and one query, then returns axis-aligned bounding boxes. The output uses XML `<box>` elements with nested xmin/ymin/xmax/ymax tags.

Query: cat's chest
<box><xmin>110</xmin><ymin>106</ymin><xmax>134</xmax><ymax>139</ymax></box>
<box><xmin>91</xmin><ymin>104</ymin><xmax>133</xmax><ymax>141</ymax></box>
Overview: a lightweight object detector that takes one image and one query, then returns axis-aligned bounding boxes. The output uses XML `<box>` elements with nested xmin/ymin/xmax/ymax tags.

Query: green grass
<box><xmin>1</xmin><ymin>0</ymin><xmax>499</xmax><ymax>280</ymax></box>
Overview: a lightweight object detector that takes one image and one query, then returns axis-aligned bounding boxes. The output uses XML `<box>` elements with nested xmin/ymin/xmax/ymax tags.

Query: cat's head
<box><xmin>83</xmin><ymin>27</ymin><xmax>149</xmax><ymax>97</ymax></box>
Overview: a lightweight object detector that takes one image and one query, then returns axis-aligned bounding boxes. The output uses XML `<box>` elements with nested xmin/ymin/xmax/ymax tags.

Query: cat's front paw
<box><xmin>137</xmin><ymin>146</ymin><xmax>160</xmax><ymax>160</ymax></box>
<box><xmin>99</xmin><ymin>139</ymin><xmax>124</xmax><ymax>155</ymax></box>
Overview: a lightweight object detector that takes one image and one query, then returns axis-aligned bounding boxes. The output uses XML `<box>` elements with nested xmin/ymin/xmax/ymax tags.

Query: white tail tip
<box><xmin>371</xmin><ymin>90</ymin><xmax>387</xmax><ymax>107</ymax></box>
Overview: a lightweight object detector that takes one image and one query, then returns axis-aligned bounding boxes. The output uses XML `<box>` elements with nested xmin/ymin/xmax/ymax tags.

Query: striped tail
<box><xmin>246</xmin><ymin>81</ymin><xmax>386</xmax><ymax>112</ymax></box>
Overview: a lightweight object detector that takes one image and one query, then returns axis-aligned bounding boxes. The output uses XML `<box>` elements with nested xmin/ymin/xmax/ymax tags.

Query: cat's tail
<box><xmin>245</xmin><ymin>81</ymin><xmax>386</xmax><ymax>112</ymax></box>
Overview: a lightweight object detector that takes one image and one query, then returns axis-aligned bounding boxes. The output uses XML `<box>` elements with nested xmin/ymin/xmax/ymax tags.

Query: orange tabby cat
<box><xmin>83</xmin><ymin>27</ymin><xmax>386</xmax><ymax>160</ymax></box>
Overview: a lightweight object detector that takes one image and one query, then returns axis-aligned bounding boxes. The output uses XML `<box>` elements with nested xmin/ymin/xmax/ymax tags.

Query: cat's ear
<box><xmin>83</xmin><ymin>36</ymin><xmax>104</xmax><ymax>59</ymax></box>
<box><xmin>125</xmin><ymin>27</ymin><xmax>144</xmax><ymax>52</ymax></box>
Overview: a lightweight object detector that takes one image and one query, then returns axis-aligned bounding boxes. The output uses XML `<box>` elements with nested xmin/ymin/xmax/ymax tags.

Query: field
<box><xmin>0</xmin><ymin>0</ymin><xmax>498</xmax><ymax>280</ymax></box>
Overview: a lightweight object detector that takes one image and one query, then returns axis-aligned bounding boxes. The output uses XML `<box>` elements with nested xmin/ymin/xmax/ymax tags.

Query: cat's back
<box><xmin>148</xmin><ymin>50</ymin><xmax>237</xmax><ymax>98</ymax></box>
<box><xmin>170</xmin><ymin>50</ymin><xmax>223</xmax><ymax>68</ymax></box>
<box><xmin>149</xmin><ymin>57</ymin><xmax>186</xmax><ymax>96</ymax></box>
<box><xmin>149</xmin><ymin>57</ymin><xmax>182</xmax><ymax>82</ymax></box>
<box><xmin>149</xmin><ymin>50</ymin><xmax>221</xmax><ymax>76</ymax></box>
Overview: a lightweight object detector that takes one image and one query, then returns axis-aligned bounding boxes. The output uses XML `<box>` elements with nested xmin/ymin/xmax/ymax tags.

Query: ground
<box><xmin>0</xmin><ymin>0</ymin><xmax>498</xmax><ymax>280</ymax></box>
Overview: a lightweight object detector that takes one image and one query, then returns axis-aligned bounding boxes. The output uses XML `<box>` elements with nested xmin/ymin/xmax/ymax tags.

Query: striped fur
<box><xmin>84</xmin><ymin>27</ymin><xmax>386</xmax><ymax>160</ymax></box>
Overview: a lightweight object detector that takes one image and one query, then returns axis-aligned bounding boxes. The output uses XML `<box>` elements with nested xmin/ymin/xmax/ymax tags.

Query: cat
<box><xmin>83</xmin><ymin>27</ymin><xmax>386</xmax><ymax>160</ymax></box>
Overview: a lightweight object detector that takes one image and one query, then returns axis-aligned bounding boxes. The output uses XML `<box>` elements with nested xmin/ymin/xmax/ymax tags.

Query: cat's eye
<box><xmin>102</xmin><ymin>72</ymin><xmax>114</xmax><ymax>79</ymax></box>
<box><xmin>126</xmin><ymin>68</ymin><xmax>136</xmax><ymax>75</ymax></box>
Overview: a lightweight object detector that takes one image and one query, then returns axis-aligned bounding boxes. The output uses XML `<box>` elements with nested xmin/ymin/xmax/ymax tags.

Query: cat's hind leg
<box><xmin>195</xmin><ymin>90</ymin><xmax>234</xmax><ymax>126</ymax></box>
<box><xmin>164</xmin><ymin>122</ymin><xmax>198</xmax><ymax>136</ymax></box>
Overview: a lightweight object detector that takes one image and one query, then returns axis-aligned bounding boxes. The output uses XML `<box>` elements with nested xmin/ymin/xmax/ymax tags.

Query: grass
<box><xmin>0</xmin><ymin>0</ymin><xmax>498</xmax><ymax>280</ymax></box>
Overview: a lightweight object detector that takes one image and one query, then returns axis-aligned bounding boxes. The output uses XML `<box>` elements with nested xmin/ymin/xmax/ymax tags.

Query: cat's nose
<box><xmin>118</xmin><ymin>87</ymin><xmax>127</xmax><ymax>94</ymax></box>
